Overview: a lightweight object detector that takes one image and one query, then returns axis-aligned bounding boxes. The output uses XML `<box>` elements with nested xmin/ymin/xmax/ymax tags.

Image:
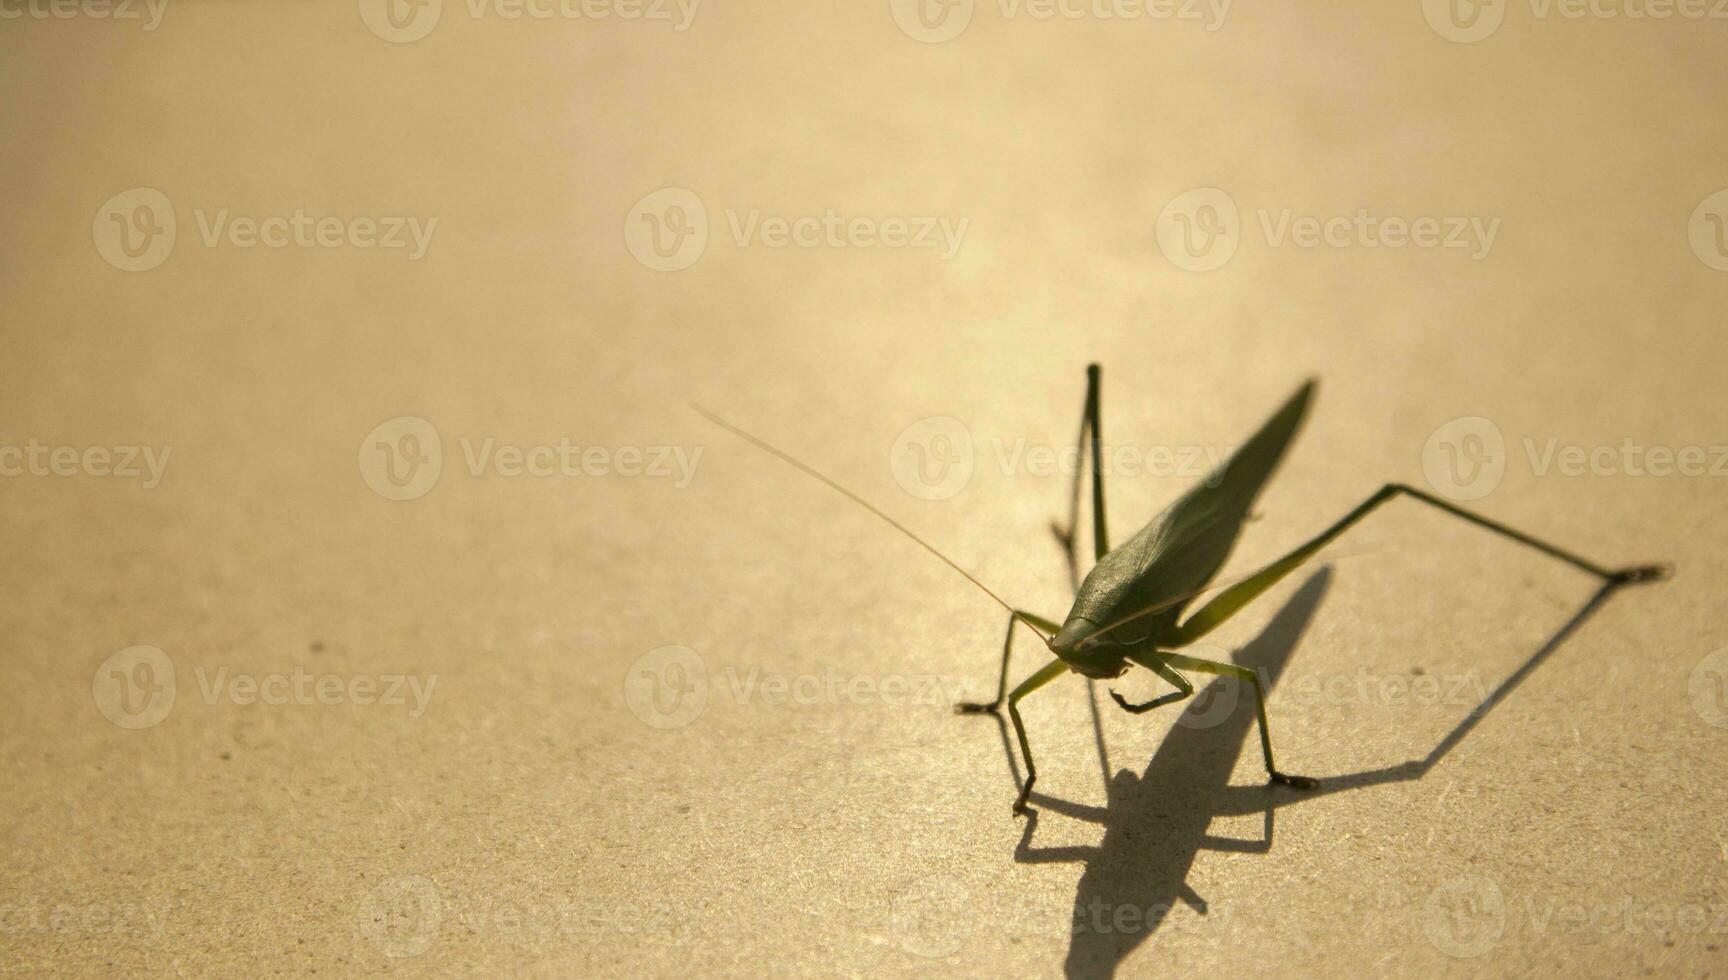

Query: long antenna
<box><xmin>693</xmin><ymin>404</ymin><xmax>1053</xmax><ymax>644</ymax></box>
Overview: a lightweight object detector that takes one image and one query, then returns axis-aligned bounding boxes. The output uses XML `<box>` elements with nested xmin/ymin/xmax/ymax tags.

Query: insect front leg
<box><xmin>1006</xmin><ymin>658</ymin><xmax>1070</xmax><ymax>815</ymax></box>
<box><xmin>1160</xmin><ymin>651</ymin><xmax>1318</xmax><ymax>790</ymax></box>
<box><xmin>956</xmin><ymin>610</ymin><xmax>1062</xmax><ymax>714</ymax></box>
<box><xmin>1108</xmin><ymin>652</ymin><xmax>1193</xmax><ymax>714</ymax></box>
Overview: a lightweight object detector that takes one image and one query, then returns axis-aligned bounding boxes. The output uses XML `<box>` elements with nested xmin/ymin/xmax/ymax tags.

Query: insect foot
<box><xmin>954</xmin><ymin>700</ymin><xmax>999</xmax><ymax>714</ymax></box>
<box><xmin>1270</xmin><ymin>772</ymin><xmax>1320</xmax><ymax>790</ymax></box>
<box><xmin>1108</xmin><ymin>688</ymin><xmax>1175</xmax><ymax>715</ymax></box>
<box><xmin>1610</xmin><ymin>563</ymin><xmax>1673</xmax><ymax>585</ymax></box>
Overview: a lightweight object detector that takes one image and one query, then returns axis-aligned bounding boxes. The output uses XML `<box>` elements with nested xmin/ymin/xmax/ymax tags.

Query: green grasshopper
<box><xmin>698</xmin><ymin>366</ymin><xmax>1669</xmax><ymax>815</ymax></box>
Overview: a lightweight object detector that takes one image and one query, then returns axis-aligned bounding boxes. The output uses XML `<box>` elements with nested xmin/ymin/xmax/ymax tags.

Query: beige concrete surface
<box><xmin>2</xmin><ymin>1</ymin><xmax>1726</xmax><ymax>976</ymax></box>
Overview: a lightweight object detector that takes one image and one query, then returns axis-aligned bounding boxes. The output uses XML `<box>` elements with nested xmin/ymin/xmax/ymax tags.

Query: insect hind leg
<box><xmin>1171</xmin><ymin>482</ymin><xmax>1671</xmax><ymax>647</ymax></box>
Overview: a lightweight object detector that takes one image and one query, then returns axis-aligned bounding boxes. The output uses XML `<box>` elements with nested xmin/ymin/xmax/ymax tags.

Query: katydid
<box><xmin>696</xmin><ymin>366</ymin><xmax>1669</xmax><ymax>815</ymax></box>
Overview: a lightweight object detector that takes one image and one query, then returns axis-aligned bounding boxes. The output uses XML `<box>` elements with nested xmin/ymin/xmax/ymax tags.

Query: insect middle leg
<box><xmin>1157</xmin><ymin>651</ymin><xmax>1318</xmax><ymax>789</ymax></box>
<box><xmin>1109</xmin><ymin>654</ymin><xmax>1193</xmax><ymax>714</ymax></box>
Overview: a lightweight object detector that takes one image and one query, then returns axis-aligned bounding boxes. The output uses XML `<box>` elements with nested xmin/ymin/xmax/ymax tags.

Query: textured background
<box><xmin>2</xmin><ymin>1</ymin><xmax>1726</xmax><ymax>976</ymax></box>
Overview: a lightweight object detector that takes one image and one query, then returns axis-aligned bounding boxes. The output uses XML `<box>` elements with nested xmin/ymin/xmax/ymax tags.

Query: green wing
<box><xmin>1066</xmin><ymin>380</ymin><xmax>1315</xmax><ymax>644</ymax></box>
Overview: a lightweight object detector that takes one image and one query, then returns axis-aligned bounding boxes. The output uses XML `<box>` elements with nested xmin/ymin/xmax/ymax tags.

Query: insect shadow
<box><xmin>972</xmin><ymin>565</ymin><xmax>1636</xmax><ymax>979</ymax></box>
